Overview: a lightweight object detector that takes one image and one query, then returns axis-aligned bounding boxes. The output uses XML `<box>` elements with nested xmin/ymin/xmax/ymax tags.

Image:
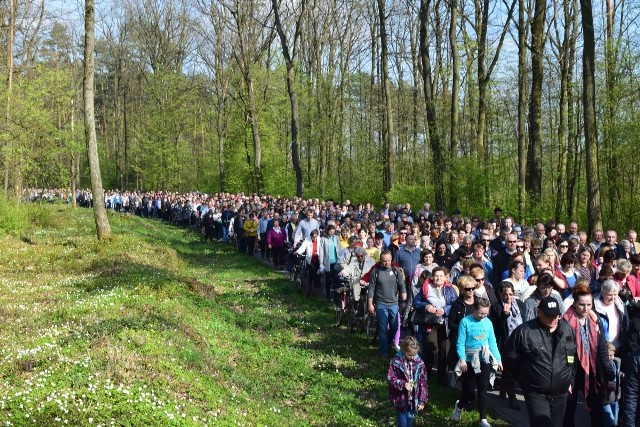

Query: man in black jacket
<box><xmin>621</xmin><ymin>348</ymin><xmax>640</xmax><ymax>427</ymax></box>
<box><xmin>505</xmin><ymin>297</ymin><xmax>577</xmax><ymax>427</ymax></box>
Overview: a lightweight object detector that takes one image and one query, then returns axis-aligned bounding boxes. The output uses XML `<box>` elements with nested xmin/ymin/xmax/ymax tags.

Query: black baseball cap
<box><xmin>538</xmin><ymin>297</ymin><xmax>561</xmax><ymax>317</ymax></box>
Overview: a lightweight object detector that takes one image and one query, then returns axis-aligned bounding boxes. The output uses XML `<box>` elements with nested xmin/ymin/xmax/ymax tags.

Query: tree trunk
<box><xmin>566</xmin><ymin>0</ymin><xmax>579</xmax><ymax>219</ymax></box>
<box><xmin>526</xmin><ymin>0</ymin><xmax>546</xmax><ymax>206</ymax></box>
<box><xmin>4</xmin><ymin>0</ymin><xmax>15</xmax><ymax>195</ymax></box>
<box><xmin>517</xmin><ymin>0</ymin><xmax>527</xmax><ymax>223</ymax></box>
<box><xmin>581</xmin><ymin>0</ymin><xmax>602</xmax><ymax>234</ymax></box>
<box><xmin>378</xmin><ymin>0</ymin><xmax>394</xmax><ymax>195</ymax></box>
<box><xmin>449</xmin><ymin>0</ymin><xmax>459</xmax><ymax>158</ymax></box>
<box><xmin>420</xmin><ymin>0</ymin><xmax>445</xmax><ymax>211</ymax></box>
<box><xmin>272</xmin><ymin>0</ymin><xmax>305</xmax><ymax>198</ymax></box>
<box><xmin>84</xmin><ymin>0</ymin><xmax>111</xmax><ymax>240</ymax></box>
<box><xmin>245</xmin><ymin>73</ymin><xmax>264</xmax><ymax>194</ymax></box>
<box><xmin>604</xmin><ymin>0</ymin><xmax>619</xmax><ymax>216</ymax></box>
<box><xmin>554</xmin><ymin>0</ymin><xmax>574</xmax><ymax>221</ymax></box>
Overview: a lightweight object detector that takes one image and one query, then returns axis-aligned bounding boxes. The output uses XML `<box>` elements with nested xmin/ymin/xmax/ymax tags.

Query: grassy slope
<box><xmin>0</xmin><ymin>205</ymin><xmax>508</xmax><ymax>427</ymax></box>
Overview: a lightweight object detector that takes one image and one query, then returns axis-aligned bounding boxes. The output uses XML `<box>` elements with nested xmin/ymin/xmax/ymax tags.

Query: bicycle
<box><xmin>333</xmin><ymin>276</ymin><xmax>351</xmax><ymax>327</ymax></box>
<box><xmin>290</xmin><ymin>254</ymin><xmax>307</xmax><ymax>294</ymax></box>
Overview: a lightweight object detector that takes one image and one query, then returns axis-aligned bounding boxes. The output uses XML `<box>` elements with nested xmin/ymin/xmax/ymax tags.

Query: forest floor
<box><xmin>0</xmin><ymin>204</ymin><xmax>522</xmax><ymax>426</ymax></box>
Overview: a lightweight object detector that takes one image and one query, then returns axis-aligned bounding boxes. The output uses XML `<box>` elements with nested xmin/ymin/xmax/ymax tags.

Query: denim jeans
<box><xmin>396</xmin><ymin>409</ymin><xmax>416</xmax><ymax>427</ymax></box>
<box><xmin>602</xmin><ymin>401</ymin><xmax>619</xmax><ymax>426</ymax></box>
<box><xmin>376</xmin><ymin>303</ymin><xmax>399</xmax><ymax>356</ymax></box>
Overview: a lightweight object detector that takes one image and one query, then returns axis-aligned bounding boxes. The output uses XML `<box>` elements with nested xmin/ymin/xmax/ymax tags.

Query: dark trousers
<box><xmin>563</xmin><ymin>365</ymin><xmax>604</xmax><ymax>427</ymax></box>
<box><xmin>423</xmin><ymin>323</ymin><xmax>449</xmax><ymax>384</ymax></box>
<box><xmin>246</xmin><ymin>236</ymin><xmax>256</xmax><ymax>255</ymax></box>
<box><xmin>458</xmin><ymin>361</ymin><xmax>491</xmax><ymax>419</ymax></box>
<box><xmin>259</xmin><ymin>232</ymin><xmax>268</xmax><ymax>258</ymax></box>
<box><xmin>523</xmin><ymin>390</ymin><xmax>568</xmax><ymax>427</ymax></box>
<box><xmin>271</xmin><ymin>246</ymin><xmax>285</xmax><ymax>268</ymax></box>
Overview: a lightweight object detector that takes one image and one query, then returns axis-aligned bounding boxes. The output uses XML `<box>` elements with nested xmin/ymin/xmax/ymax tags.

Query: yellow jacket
<box><xmin>243</xmin><ymin>219</ymin><xmax>258</xmax><ymax>237</ymax></box>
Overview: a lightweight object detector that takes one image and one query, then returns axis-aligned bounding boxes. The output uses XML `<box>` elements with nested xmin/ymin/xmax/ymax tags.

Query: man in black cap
<box><xmin>505</xmin><ymin>297</ymin><xmax>577</xmax><ymax>427</ymax></box>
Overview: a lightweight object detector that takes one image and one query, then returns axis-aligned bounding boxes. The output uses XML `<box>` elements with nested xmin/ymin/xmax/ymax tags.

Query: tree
<box><xmin>225</xmin><ymin>0</ymin><xmax>274</xmax><ymax>194</ymax></box>
<box><xmin>84</xmin><ymin>0</ymin><xmax>111</xmax><ymax>240</ymax></box>
<box><xmin>526</xmin><ymin>0</ymin><xmax>545</xmax><ymax>206</ymax></box>
<box><xmin>272</xmin><ymin>0</ymin><xmax>305</xmax><ymax>197</ymax></box>
<box><xmin>420</xmin><ymin>0</ymin><xmax>445</xmax><ymax>210</ymax></box>
<box><xmin>474</xmin><ymin>0</ymin><xmax>517</xmax><ymax>159</ymax></box>
<box><xmin>378</xmin><ymin>0</ymin><xmax>395</xmax><ymax>196</ymax></box>
<box><xmin>581</xmin><ymin>0</ymin><xmax>602</xmax><ymax>234</ymax></box>
<box><xmin>3</xmin><ymin>0</ymin><xmax>15</xmax><ymax>195</ymax></box>
<box><xmin>516</xmin><ymin>0</ymin><xmax>527</xmax><ymax>222</ymax></box>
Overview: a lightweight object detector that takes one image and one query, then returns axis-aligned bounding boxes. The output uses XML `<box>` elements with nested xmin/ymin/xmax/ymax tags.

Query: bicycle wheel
<box><xmin>347</xmin><ymin>302</ymin><xmax>357</xmax><ymax>334</ymax></box>
<box><xmin>365</xmin><ymin>312</ymin><xmax>377</xmax><ymax>343</ymax></box>
<box><xmin>335</xmin><ymin>293</ymin><xmax>345</xmax><ymax>327</ymax></box>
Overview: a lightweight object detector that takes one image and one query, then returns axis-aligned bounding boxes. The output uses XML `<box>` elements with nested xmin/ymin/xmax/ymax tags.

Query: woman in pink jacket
<box><xmin>267</xmin><ymin>219</ymin><xmax>287</xmax><ymax>270</ymax></box>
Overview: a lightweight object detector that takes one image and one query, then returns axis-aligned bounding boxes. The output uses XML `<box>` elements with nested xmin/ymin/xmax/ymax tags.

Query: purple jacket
<box><xmin>266</xmin><ymin>227</ymin><xmax>287</xmax><ymax>248</ymax></box>
<box><xmin>387</xmin><ymin>353</ymin><xmax>428</xmax><ymax>412</ymax></box>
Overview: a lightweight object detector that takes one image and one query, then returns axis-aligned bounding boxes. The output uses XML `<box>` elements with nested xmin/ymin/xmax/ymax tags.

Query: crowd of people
<box><xmin>25</xmin><ymin>188</ymin><xmax>640</xmax><ymax>427</ymax></box>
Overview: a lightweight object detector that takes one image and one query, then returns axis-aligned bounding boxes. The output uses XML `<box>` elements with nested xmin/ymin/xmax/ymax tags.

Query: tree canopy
<box><xmin>1</xmin><ymin>0</ymin><xmax>640</xmax><ymax>230</ymax></box>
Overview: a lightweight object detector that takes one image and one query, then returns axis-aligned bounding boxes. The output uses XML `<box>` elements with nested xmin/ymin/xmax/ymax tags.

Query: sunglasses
<box><xmin>464</xmin><ymin>287</ymin><xmax>476</xmax><ymax>291</ymax></box>
<box><xmin>475</xmin><ymin>278</ymin><xmax>485</xmax><ymax>283</ymax></box>
<box><xmin>559</xmin><ymin>245</ymin><xmax>569</xmax><ymax>248</ymax></box>
<box><xmin>516</xmin><ymin>245</ymin><xmax>524</xmax><ymax>249</ymax></box>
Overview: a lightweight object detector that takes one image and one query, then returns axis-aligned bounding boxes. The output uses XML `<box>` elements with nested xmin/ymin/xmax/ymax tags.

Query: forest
<box><xmin>1</xmin><ymin>0</ymin><xmax>639</xmax><ymax>230</ymax></box>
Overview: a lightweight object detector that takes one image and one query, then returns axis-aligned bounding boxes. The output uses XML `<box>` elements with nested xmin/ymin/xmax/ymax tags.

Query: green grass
<box><xmin>0</xmin><ymin>205</ymin><xmax>510</xmax><ymax>426</ymax></box>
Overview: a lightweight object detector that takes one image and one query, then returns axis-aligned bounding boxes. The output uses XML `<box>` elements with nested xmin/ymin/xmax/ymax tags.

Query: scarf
<box><xmin>506</xmin><ymin>300</ymin><xmax>523</xmax><ymax>336</ymax></box>
<box><xmin>563</xmin><ymin>306</ymin><xmax>600</xmax><ymax>410</ymax></box>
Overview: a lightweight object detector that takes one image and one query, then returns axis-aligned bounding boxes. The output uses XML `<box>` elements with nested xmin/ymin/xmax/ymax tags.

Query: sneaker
<box><xmin>452</xmin><ymin>400</ymin><xmax>463</xmax><ymax>421</ymax></box>
<box><xmin>478</xmin><ymin>420</ymin><xmax>492</xmax><ymax>427</ymax></box>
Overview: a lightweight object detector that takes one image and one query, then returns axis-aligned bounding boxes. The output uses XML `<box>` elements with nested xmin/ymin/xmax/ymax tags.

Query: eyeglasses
<box><xmin>559</xmin><ymin>244</ymin><xmax>568</xmax><ymax>248</ymax></box>
<box><xmin>507</xmin><ymin>240</ymin><xmax>517</xmax><ymax>243</ymax></box>
<box><xmin>400</xmin><ymin>232</ymin><xmax>408</xmax><ymax>235</ymax></box>
<box><xmin>532</xmin><ymin>246</ymin><xmax>542</xmax><ymax>250</ymax></box>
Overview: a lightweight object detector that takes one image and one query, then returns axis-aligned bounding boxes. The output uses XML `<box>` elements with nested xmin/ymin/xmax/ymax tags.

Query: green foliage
<box><xmin>0</xmin><ymin>197</ymin><xmax>29</xmax><ymax>235</ymax></box>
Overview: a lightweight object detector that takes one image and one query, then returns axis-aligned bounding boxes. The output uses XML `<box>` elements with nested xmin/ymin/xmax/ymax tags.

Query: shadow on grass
<box><xmin>89</xmin><ymin>214</ymin><xmax>500</xmax><ymax>426</ymax></box>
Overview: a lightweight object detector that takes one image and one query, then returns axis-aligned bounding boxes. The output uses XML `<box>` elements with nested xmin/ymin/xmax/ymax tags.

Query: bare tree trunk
<box><xmin>554</xmin><ymin>0</ymin><xmax>574</xmax><ymax>221</ymax></box>
<box><xmin>420</xmin><ymin>0</ymin><xmax>445</xmax><ymax>210</ymax></box>
<box><xmin>566</xmin><ymin>0</ymin><xmax>579</xmax><ymax>219</ymax></box>
<box><xmin>517</xmin><ymin>0</ymin><xmax>527</xmax><ymax>223</ymax></box>
<box><xmin>604</xmin><ymin>0</ymin><xmax>619</xmax><ymax>215</ymax></box>
<box><xmin>449</xmin><ymin>0</ymin><xmax>459</xmax><ymax>158</ymax></box>
<box><xmin>272</xmin><ymin>0</ymin><xmax>305</xmax><ymax>198</ymax></box>
<box><xmin>581</xmin><ymin>0</ymin><xmax>602</xmax><ymax>234</ymax></box>
<box><xmin>378</xmin><ymin>0</ymin><xmax>394</xmax><ymax>195</ymax></box>
<box><xmin>245</xmin><ymin>73</ymin><xmax>264</xmax><ymax>194</ymax></box>
<box><xmin>84</xmin><ymin>0</ymin><xmax>111</xmax><ymax>240</ymax></box>
<box><xmin>4</xmin><ymin>0</ymin><xmax>15</xmax><ymax>195</ymax></box>
<box><xmin>526</xmin><ymin>0</ymin><xmax>546</xmax><ymax>206</ymax></box>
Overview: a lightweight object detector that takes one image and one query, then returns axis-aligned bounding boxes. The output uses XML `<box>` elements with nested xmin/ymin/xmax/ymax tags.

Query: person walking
<box><xmin>489</xmin><ymin>281</ymin><xmax>524</xmax><ymax>410</ymax></box>
<box><xmin>504</xmin><ymin>297</ymin><xmax>578</xmax><ymax>427</ymax></box>
<box><xmin>562</xmin><ymin>283</ymin><xmax>615</xmax><ymax>427</ymax></box>
<box><xmin>452</xmin><ymin>297</ymin><xmax>502</xmax><ymax>427</ymax></box>
<box><xmin>368</xmin><ymin>251</ymin><xmax>407</xmax><ymax>357</ymax></box>
<box><xmin>387</xmin><ymin>336</ymin><xmax>429</xmax><ymax>427</ymax></box>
